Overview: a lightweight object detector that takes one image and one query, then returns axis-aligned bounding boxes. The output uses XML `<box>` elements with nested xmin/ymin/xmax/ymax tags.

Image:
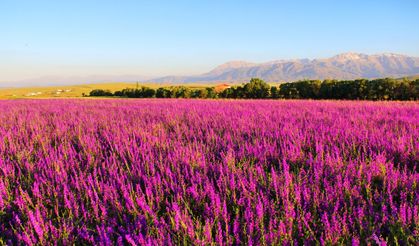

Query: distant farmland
<box><xmin>0</xmin><ymin>99</ymin><xmax>417</xmax><ymax>244</ymax></box>
<box><xmin>0</xmin><ymin>83</ymin><xmax>220</xmax><ymax>99</ymax></box>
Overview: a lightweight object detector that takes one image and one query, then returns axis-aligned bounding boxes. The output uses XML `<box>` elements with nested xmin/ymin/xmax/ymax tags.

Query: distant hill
<box><xmin>149</xmin><ymin>52</ymin><xmax>419</xmax><ymax>83</ymax></box>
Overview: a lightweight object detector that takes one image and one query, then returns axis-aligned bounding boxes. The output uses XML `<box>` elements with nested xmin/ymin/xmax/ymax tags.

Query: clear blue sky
<box><xmin>1</xmin><ymin>0</ymin><xmax>419</xmax><ymax>83</ymax></box>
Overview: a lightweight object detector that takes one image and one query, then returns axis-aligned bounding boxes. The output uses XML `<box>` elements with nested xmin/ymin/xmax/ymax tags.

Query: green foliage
<box><xmin>156</xmin><ymin>87</ymin><xmax>172</xmax><ymax>98</ymax></box>
<box><xmin>190</xmin><ymin>88</ymin><xmax>217</xmax><ymax>99</ymax></box>
<box><xmin>205</xmin><ymin>87</ymin><xmax>218</xmax><ymax>98</ymax></box>
<box><xmin>279</xmin><ymin>78</ymin><xmax>418</xmax><ymax>100</ymax></box>
<box><xmin>103</xmin><ymin>86</ymin><xmax>218</xmax><ymax>99</ymax></box>
<box><xmin>270</xmin><ymin>86</ymin><xmax>280</xmax><ymax>99</ymax></box>
<box><xmin>219</xmin><ymin>78</ymin><xmax>271</xmax><ymax>99</ymax></box>
<box><xmin>90</xmin><ymin>78</ymin><xmax>419</xmax><ymax>100</ymax></box>
<box><xmin>89</xmin><ymin>89</ymin><xmax>113</xmax><ymax>97</ymax></box>
<box><xmin>243</xmin><ymin>78</ymin><xmax>271</xmax><ymax>98</ymax></box>
<box><xmin>114</xmin><ymin>87</ymin><xmax>156</xmax><ymax>98</ymax></box>
<box><xmin>170</xmin><ymin>86</ymin><xmax>191</xmax><ymax>98</ymax></box>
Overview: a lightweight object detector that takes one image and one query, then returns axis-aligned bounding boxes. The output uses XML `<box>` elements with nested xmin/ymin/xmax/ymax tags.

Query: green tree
<box><xmin>156</xmin><ymin>87</ymin><xmax>171</xmax><ymax>98</ymax></box>
<box><xmin>243</xmin><ymin>78</ymin><xmax>270</xmax><ymax>98</ymax></box>
<box><xmin>280</xmin><ymin>83</ymin><xmax>300</xmax><ymax>99</ymax></box>
<box><xmin>270</xmin><ymin>86</ymin><xmax>279</xmax><ymax>98</ymax></box>
<box><xmin>206</xmin><ymin>87</ymin><xmax>217</xmax><ymax>98</ymax></box>
<box><xmin>191</xmin><ymin>88</ymin><xmax>208</xmax><ymax>98</ymax></box>
<box><xmin>89</xmin><ymin>89</ymin><xmax>113</xmax><ymax>97</ymax></box>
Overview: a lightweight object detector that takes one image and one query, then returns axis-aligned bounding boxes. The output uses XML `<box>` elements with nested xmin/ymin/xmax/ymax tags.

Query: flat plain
<box><xmin>0</xmin><ymin>83</ymin><xmax>218</xmax><ymax>99</ymax></box>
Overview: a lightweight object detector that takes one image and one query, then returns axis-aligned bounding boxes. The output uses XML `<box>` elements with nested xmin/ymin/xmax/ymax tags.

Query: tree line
<box><xmin>90</xmin><ymin>86</ymin><xmax>218</xmax><ymax>98</ymax></box>
<box><xmin>89</xmin><ymin>78</ymin><xmax>418</xmax><ymax>100</ymax></box>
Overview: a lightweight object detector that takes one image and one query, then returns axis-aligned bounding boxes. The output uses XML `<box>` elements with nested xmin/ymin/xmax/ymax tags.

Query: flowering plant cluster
<box><xmin>0</xmin><ymin>99</ymin><xmax>417</xmax><ymax>245</ymax></box>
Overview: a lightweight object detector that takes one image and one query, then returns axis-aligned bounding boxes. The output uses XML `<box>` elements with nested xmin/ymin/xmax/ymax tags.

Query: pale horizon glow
<box><xmin>1</xmin><ymin>0</ymin><xmax>419</xmax><ymax>85</ymax></box>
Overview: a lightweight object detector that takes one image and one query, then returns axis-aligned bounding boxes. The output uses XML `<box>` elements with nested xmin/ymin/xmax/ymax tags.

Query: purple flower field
<box><xmin>0</xmin><ymin>99</ymin><xmax>417</xmax><ymax>245</ymax></box>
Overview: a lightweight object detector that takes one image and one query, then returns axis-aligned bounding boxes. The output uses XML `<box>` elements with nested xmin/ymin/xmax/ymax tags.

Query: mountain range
<box><xmin>149</xmin><ymin>52</ymin><xmax>419</xmax><ymax>83</ymax></box>
<box><xmin>3</xmin><ymin>52</ymin><xmax>419</xmax><ymax>87</ymax></box>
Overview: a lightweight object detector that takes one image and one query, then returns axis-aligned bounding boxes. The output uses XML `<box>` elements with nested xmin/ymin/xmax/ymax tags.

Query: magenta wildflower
<box><xmin>0</xmin><ymin>99</ymin><xmax>416</xmax><ymax>244</ymax></box>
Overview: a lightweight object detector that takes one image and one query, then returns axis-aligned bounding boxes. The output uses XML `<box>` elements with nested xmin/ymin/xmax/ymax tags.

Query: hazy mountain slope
<box><xmin>150</xmin><ymin>53</ymin><xmax>419</xmax><ymax>83</ymax></box>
